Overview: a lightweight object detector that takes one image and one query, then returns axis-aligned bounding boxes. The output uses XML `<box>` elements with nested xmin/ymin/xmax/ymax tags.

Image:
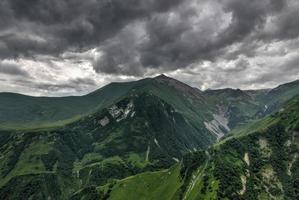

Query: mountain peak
<box><xmin>154</xmin><ymin>74</ymin><xmax>171</xmax><ymax>80</ymax></box>
<box><xmin>153</xmin><ymin>74</ymin><xmax>185</xmax><ymax>87</ymax></box>
<box><xmin>152</xmin><ymin>74</ymin><xmax>205</xmax><ymax>101</ymax></box>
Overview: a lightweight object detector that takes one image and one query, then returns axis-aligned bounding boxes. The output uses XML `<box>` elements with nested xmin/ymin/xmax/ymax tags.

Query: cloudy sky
<box><xmin>0</xmin><ymin>0</ymin><xmax>299</xmax><ymax>96</ymax></box>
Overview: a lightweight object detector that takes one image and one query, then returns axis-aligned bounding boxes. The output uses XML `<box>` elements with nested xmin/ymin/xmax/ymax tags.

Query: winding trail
<box><xmin>183</xmin><ymin>151</ymin><xmax>211</xmax><ymax>200</ymax></box>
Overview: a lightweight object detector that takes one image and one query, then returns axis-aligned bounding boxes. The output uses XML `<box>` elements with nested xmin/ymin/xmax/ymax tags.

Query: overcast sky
<box><xmin>0</xmin><ymin>0</ymin><xmax>299</xmax><ymax>96</ymax></box>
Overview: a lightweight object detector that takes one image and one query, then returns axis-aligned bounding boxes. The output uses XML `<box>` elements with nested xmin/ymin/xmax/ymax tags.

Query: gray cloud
<box><xmin>92</xmin><ymin>0</ymin><xmax>297</xmax><ymax>75</ymax></box>
<box><xmin>0</xmin><ymin>0</ymin><xmax>297</xmax><ymax>64</ymax></box>
<box><xmin>138</xmin><ymin>0</ymin><xmax>289</xmax><ymax>70</ymax></box>
<box><xmin>0</xmin><ymin>0</ymin><xmax>299</xmax><ymax>96</ymax></box>
<box><xmin>0</xmin><ymin>61</ymin><xmax>30</xmax><ymax>77</ymax></box>
<box><xmin>3</xmin><ymin>76</ymin><xmax>98</xmax><ymax>96</ymax></box>
<box><xmin>269</xmin><ymin>5</ymin><xmax>299</xmax><ymax>40</ymax></box>
<box><xmin>0</xmin><ymin>0</ymin><xmax>182</xmax><ymax>58</ymax></box>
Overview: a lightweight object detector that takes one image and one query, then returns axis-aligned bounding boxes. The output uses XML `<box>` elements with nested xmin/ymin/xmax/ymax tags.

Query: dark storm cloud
<box><xmin>268</xmin><ymin>5</ymin><xmax>299</xmax><ymax>40</ymax></box>
<box><xmin>0</xmin><ymin>61</ymin><xmax>30</xmax><ymax>77</ymax></box>
<box><xmin>138</xmin><ymin>0</ymin><xmax>288</xmax><ymax>70</ymax></box>
<box><xmin>0</xmin><ymin>0</ymin><xmax>181</xmax><ymax>58</ymax></box>
<box><xmin>0</xmin><ymin>32</ymin><xmax>60</xmax><ymax>59</ymax></box>
<box><xmin>94</xmin><ymin>0</ymin><xmax>298</xmax><ymax>75</ymax></box>
<box><xmin>0</xmin><ymin>0</ymin><xmax>299</xmax><ymax>96</ymax></box>
<box><xmin>92</xmin><ymin>21</ymin><xmax>146</xmax><ymax>75</ymax></box>
<box><xmin>0</xmin><ymin>0</ymin><xmax>297</xmax><ymax>71</ymax></box>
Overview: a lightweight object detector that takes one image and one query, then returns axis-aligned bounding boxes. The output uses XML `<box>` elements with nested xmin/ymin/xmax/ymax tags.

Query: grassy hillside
<box><xmin>185</xmin><ymin>96</ymin><xmax>299</xmax><ymax>199</ymax></box>
<box><xmin>0</xmin><ymin>81</ymin><xmax>139</xmax><ymax>129</ymax></box>
<box><xmin>107</xmin><ymin>164</ymin><xmax>182</xmax><ymax>200</ymax></box>
<box><xmin>0</xmin><ymin>76</ymin><xmax>298</xmax><ymax>200</ymax></box>
<box><xmin>72</xmin><ymin>95</ymin><xmax>299</xmax><ymax>200</ymax></box>
<box><xmin>204</xmin><ymin>79</ymin><xmax>299</xmax><ymax>129</ymax></box>
<box><xmin>2</xmin><ymin>76</ymin><xmax>298</xmax><ymax>131</ymax></box>
<box><xmin>0</xmin><ymin>89</ymin><xmax>213</xmax><ymax>199</ymax></box>
<box><xmin>261</xmin><ymin>79</ymin><xmax>299</xmax><ymax>115</ymax></box>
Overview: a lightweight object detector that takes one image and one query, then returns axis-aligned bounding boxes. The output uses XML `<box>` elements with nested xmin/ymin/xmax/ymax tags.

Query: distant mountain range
<box><xmin>0</xmin><ymin>75</ymin><xmax>298</xmax><ymax>200</ymax></box>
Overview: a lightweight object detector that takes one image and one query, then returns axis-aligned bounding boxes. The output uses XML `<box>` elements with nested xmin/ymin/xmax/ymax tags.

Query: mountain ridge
<box><xmin>0</xmin><ymin>75</ymin><xmax>298</xmax><ymax>130</ymax></box>
<box><xmin>69</xmin><ymin>95</ymin><xmax>299</xmax><ymax>200</ymax></box>
<box><xmin>0</xmin><ymin>75</ymin><xmax>299</xmax><ymax>200</ymax></box>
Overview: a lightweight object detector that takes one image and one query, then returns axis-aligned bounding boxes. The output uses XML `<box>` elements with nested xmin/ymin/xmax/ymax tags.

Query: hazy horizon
<box><xmin>0</xmin><ymin>74</ymin><xmax>297</xmax><ymax>97</ymax></box>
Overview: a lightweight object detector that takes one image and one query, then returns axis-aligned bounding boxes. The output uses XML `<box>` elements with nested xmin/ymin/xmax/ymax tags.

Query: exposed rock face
<box><xmin>99</xmin><ymin>116</ymin><xmax>110</xmax><ymax>127</ymax></box>
<box><xmin>258</xmin><ymin>138</ymin><xmax>272</xmax><ymax>157</ymax></box>
<box><xmin>204</xmin><ymin>112</ymin><xmax>230</xmax><ymax>139</ymax></box>
<box><xmin>239</xmin><ymin>175</ymin><xmax>247</xmax><ymax>195</ymax></box>
<box><xmin>108</xmin><ymin>105</ymin><xmax>122</xmax><ymax>119</ymax></box>
<box><xmin>244</xmin><ymin>152</ymin><xmax>250</xmax><ymax>166</ymax></box>
<box><xmin>108</xmin><ymin>100</ymin><xmax>135</xmax><ymax>122</ymax></box>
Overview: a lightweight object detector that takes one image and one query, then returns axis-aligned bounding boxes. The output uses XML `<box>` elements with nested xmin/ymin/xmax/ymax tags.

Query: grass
<box><xmin>127</xmin><ymin>153</ymin><xmax>149</xmax><ymax>168</ymax></box>
<box><xmin>0</xmin><ymin>114</ymin><xmax>85</xmax><ymax>131</ymax></box>
<box><xmin>182</xmin><ymin>162</ymin><xmax>209</xmax><ymax>200</ymax></box>
<box><xmin>0</xmin><ymin>79</ymin><xmax>298</xmax><ymax>199</ymax></box>
<box><xmin>0</xmin><ymin>80</ymin><xmax>139</xmax><ymax>130</ymax></box>
<box><xmin>216</xmin><ymin>116</ymin><xmax>278</xmax><ymax>147</ymax></box>
<box><xmin>0</xmin><ymin>141</ymin><xmax>52</xmax><ymax>188</ymax></box>
<box><xmin>187</xmin><ymin>168</ymin><xmax>219</xmax><ymax>200</ymax></box>
<box><xmin>107</xmin><ymin>164</ymin><xmax>182</xmax><ymax>200</ymax></box>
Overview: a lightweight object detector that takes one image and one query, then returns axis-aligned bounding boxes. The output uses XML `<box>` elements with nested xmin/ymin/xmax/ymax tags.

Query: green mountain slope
<box><xmin>260</xmin><ymin>79</ymin><xmax>299</xmax><ymax>115</ymax></box>
<box><xmin>204</xmin><ymin>88</ymin><xmax>262</xmax><ymax>128</ymax></box>
<box><xmin>0</xmin><ymin>76</ymin><xmax>298</xmax><ymax>200</ymax></box>
<box><xmin>203</xmin><ymin>79</ymin><xmax>299</xmax><ymax>129</ymax></box>
<box><xmin>0</xmin><ymin>80</ymin><xmax>144</xmax><ymax>129</ymax></box>
<box><xmin>1</xmin><ymin>75</ymin><xmax>298</xmax><ymax>135</ymax></box>
<box><xmin>74</xmin><ymin>95</ymin><xmax>299</xmax><ymax>200</ymax></box>
<box><xmin>0</xmin><ymin>76</ymin><xmax>215</xmax><ymax>199</ymax></box>
<box><xmin>182</xmin><ymin>96</ymin><xmax>299</xmax><ymax>200</ymax></box>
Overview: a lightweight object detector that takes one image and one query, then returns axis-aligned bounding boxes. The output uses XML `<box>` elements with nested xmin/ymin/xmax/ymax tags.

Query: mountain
<box><xmin>0</xmin><ymin>75</ymin><xmax>298</xmax><ymax>200</ymax></box>
<box><xmin>204</xmin><ymin>88</ymin><xmax>261</xmax><ymax>128</ymax></box>
<box><xmin>0</xmin><ymin>75</ymin><xmax>214</xmax><ymax>199</ymax></box>
<box><xmin>259</xmin><ymin>79</ymin><xmax>299</xmax><ymax>115</ymax></box>
<box><xmin>0</xmin><ymin>80</ymin><xmax>143</xmax><ymax>129</ymax></box>
<box><xmin>1</xmin><ymin>76</ymin><xmax>298</xmax><ymax>134</ymax></box>
<box><xmin>72</xmin><ymin>95</ymin><xmax>299</xmax><ymax>200</ymax></box>
<box><xmin>203</xmin><ymin>79</ymin><xmax>299</xmax><ymax>128</ymax></box>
